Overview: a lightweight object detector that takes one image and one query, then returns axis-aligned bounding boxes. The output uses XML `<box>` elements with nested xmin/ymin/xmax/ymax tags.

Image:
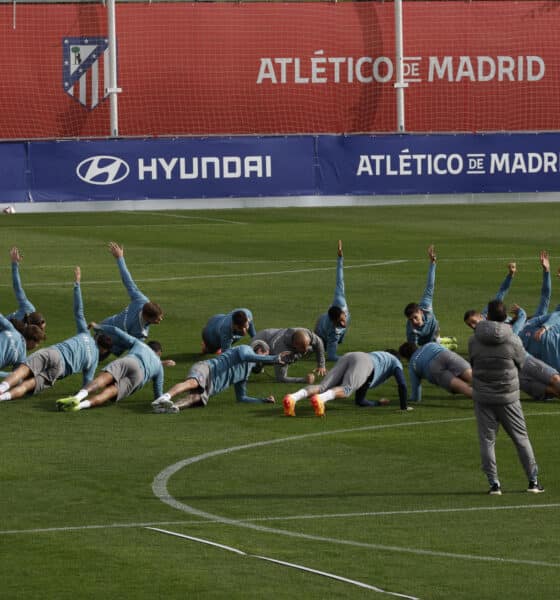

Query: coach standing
<box><xmin>468</xmin><ymin>299</ymin><xmax>544</xmax><ymax>496</ymax></box>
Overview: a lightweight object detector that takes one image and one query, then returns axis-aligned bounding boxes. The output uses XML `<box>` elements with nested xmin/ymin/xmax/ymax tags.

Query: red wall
<box><xmin>1</xmin><ymin>2</ymin><xmax>558</xmax><ymax>138</ymax></box>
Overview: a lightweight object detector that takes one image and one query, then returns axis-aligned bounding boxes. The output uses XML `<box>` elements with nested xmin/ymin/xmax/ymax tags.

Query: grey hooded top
<box><xmin>468</xmin><ymin>319</ymin><xmax>526</xmax><ymax>405</ymax></box>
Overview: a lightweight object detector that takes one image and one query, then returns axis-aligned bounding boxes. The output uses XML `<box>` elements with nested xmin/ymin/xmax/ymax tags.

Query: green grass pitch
<box><xmin>1</xmin><ymin>203</ymin><xmax>559</xmax><ymax>599</ymax></box>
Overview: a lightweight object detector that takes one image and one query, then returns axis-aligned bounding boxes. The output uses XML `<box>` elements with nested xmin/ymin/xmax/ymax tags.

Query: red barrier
<box><xmin>0</xmin><ymin>2</ymin><xmax>558</xmax><ymax>138</ymax></box>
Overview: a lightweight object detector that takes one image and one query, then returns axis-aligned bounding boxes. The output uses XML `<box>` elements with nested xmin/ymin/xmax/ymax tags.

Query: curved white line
<box><xmin>152</xmin><ymin>414</ymin><xmax>560</xmax><ymax>568</ymax></box>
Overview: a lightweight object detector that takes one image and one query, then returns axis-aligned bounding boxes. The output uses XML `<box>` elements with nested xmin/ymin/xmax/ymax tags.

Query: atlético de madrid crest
<box><xmin>63</xmin><ymin>37</ymin><xmax>109</xmax><ymax>110</ymax></box>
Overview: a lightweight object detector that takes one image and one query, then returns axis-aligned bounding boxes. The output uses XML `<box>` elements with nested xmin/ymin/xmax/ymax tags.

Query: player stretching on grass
<box><xmin>201</xmin><ymin>308</ymin><xmax>256</xmax><ymax>354</ymax></box>
<box><xmin>251</xmin><ymin>327</ymin><xmax>326</xmax><ymax>384</ymax></box>
<box><xmin>0</xmin><ymin>267</ymin><xmax>112</xmax><ymax>402</ymax></box>
<box><xmin>398</xmin><ymin>342</ymin><xmax>472</xmax><ymax>403</ymax></box>
<box><xmin>283</xmin><ymin>350</ymin><xmax>409</xmax><ymax>417</ymax></box>
<box><xmin>314</xmin><ymin>240</ymin><xmax>350</xmax><ymax>362</ymax></box>
<box><xmin>0</xmin><ymin>313</ymin><xmax>45</xmax><ymax>379</ymax></box>
<box><xmin>7</xmin><ymin>246</ymin><xmax>46</xmax><ymax>330</ymax></box>
<box><xmin>404</xmin><ymin>245</ymin><xmax>457</xmax><ymax>350</ymax></box>
<box><xmin>96</xmin><ymin>242</ymin><xmax>163</xmax><ymax>356</ymax></box>
<box><xmin>151</xmin><ymin>341</ymin><xmax>290</xmax><ymax>413</ymax></box>
<box><xmin>56</xmin><ymin>325</ymin><xmax>165</xmax><ymax>411</ymax></box>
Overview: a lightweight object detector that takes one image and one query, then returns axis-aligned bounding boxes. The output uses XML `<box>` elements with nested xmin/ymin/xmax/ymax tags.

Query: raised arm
<box><xmin>73</xmin><ymin>266</ymin><xmax>89</xmax><ymax>334</ymax></box>
<box><xmin>533</xmin><ymin>251</ymin><xmax>551</xmax><ymax>318</ymax></box>
<box><xmin>419</xmin><ymin>245</ymin><xmax>436</xmax><ymax>310</ymax></box>
<box><xmin>10</xmin><ymin>247</ymin><xmax>35</xmax><ymax>317</ymax></box>
<box><xmin>331</xmin><ymin>240</ymin><xmax>347</xmax><ymax>309</ymax></box>
<box><xmin>108</xmin><ymin>242</ymin><xmax>147</xmax><ymax>303</ymax></box>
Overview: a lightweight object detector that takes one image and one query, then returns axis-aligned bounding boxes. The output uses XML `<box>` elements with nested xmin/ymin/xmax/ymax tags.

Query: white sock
<box><xmin>317</xmin><ymin>389</ymin><xmax>336</xmax><ymax>403</ymax></box>
<box><xmin>291</xmin><ymin>389</ymin><xmax>308</xmax><ymax>403</ymax></box>
<box><xmin>0</xmin><ymin>382</ymin><xmax>10</xmax><ymax>393</ymax></box>
<box><xmin>78</xmin><ymin>400</ymin><xmax>91</xmax><ymax>410</ymax></box>
<box><xmin>76</xmin><ymin>389</ymin><xmax>89</xmax><ymax>401</ymax></box>
<box><xmin>159</xmin><ymin>393</ymin><xmax>171</xmax><ymax>403</ymax></box>
<box><xmin>0</xmin><ymin>392</ymin><xmax>11</xmax><ymax>401</ymax></box>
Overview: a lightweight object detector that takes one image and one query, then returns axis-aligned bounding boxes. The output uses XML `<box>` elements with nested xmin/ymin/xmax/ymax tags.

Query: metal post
<box><xmin>106</xmin><ymin>0</ymin><xmax>121</xmax><ymax>137</ymax></box>
<box><xmin>394</xmin><ymin>0</ymin><xmax>407</xmax><ymax>133</ymax></box>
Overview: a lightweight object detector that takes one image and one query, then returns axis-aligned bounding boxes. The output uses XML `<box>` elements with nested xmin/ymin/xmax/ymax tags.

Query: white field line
<box><xmin>126</xmin><ymin>212</ymin><xmax>248</xmax><ymax>225</ymax></box>
<box><xmin>147</xmin><ymin>526</ymin><xmax>420</xmax><ymax>599</ymax></box>
<box><xmin>0</xmin><ymin>260</ymin><xmax>407</xmax><ymax>287</ymax></box>
<box><xmin>152</xmin><ymin>414</ymin><xmax>560</xmax><ymax>569</ymax></box>
<box><xmin>2</xmin><ymin>501</ymin><xmax>560</xmax><ymax>537</ymax></box>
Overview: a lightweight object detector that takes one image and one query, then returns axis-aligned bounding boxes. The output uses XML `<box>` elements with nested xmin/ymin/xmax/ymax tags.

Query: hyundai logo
<box><xmin>77</xmin><ymin>155</ymin><xmax>130</xmax><ymax>185</ymax></box>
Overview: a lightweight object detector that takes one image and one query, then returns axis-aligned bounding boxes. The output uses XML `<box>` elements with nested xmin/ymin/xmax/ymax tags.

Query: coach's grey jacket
<box><xmin>468</xmin><ymin>319</ymin><xmax>526</xmax><ymax>405</ymax></box>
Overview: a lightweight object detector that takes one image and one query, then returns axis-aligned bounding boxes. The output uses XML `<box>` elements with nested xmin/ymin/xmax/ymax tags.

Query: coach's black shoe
<box><xmin>527</xmin><ymin>481</ymin><xmax>545</xmax><ymax>493</ymax></box>
<box><xmin>488</xmin><ymin>483</ymin><xmax>502</xmax><ymax>496</ymax></box>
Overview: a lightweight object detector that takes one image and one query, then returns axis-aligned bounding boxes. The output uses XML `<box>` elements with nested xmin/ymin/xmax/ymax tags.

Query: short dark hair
<box><xmin>327</xmin><ymin>305</ymin><xmax>344</xmax><ymax>323</ymax></box>
<box><xmin>232</xmin><ymin>310</ymin><xmax>249</xmax><ymax>328</ymax></box>
<box><xmin>147</xmin><ymin>340</ymin><xmax>162</xmax><ymax>354</ymax></box>
<box><xmin>463</xmin><ymin>309</ymin><xmax>477</xmax><ymax>323</ymax></box>
<box><xmin>398</xmin><ymin>341</ymin><xmax>418</xmax><ymax>360</ymax></box>
<box><xmin>95</xmin><ymin>333</ymin><xmax>113</xmax><ymax>351</ymax></box>
<box><xmin>142</xmin><ymin>302</ymin><xmax>163</xmax><ymax>321</ymax></box>
<box><xmin>487</xmin><ymin>300</ymin><xmax>507</xmax><ymax>322</ymax></box>
<box><xmin>404</xmin><ymin>303</ymin><xmax>420</xmax><ymax>318</ymax></box>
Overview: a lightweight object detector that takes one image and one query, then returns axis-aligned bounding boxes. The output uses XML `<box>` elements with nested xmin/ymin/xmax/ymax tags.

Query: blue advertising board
<box><xmin>0</xmin><ymin>143</ymin><xmax>27</xmax><ymax>203</ymax></box>
<box><xmin>3</xmin><ymin>132</ymin><xmax>560</xmax><ymax>206</ymax></box>
<box><xmin>28</xmin><ymin>136</ymin><xmax>316</xmax><ymax>202</ymax></box>
<box><xmin>317</xmin><ymin>133</ymin><xmax>560</xmax><ymax>195</ymax></box>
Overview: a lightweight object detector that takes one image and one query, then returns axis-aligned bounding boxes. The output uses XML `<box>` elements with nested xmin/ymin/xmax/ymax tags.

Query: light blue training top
<box><xmin>315</xmin><ymin>255</ymin><xmax>350</xmax><ymax>362</ymax></box>
<box><xmin>0</xmin><ymin>313</ymin><xmax>26</xmax><ymax>370</ymax></box>
<box><xmin>207</xmin><ymin>344</ymin><xmax>279</xmax><ymax>403</ymax></box>
<box><xmin>407</xmin><ymin>342</ymin><xmax>448</xmax><ymax>402</ymax></box>
<box><xmin>99</xmin><ymin>256</ymin><xmax>151</xmax><ymax>356</ymax></box>
<box><xmin>50</xmin><ymin>283</ymin><xmax>99</xmax><ymax>386</ymax></box>
<box><xmin>368</xmin><ymin>351</ymin><xmax>405</xmax><ymax>389</ymax></box>
<box><xmin>202</xmin><ymin>308</ymin><xmax>255</xmax><ymax>352</ymax></box>
<box><xmin>7</xmin><ymin>262</ymin><xmax>36</xmax><ymax>322</ymax></box>
<box><xmin>101</xmin><ymin>325</ymin><xmax>164</xmax><ymax>399</ymax></box>
<box><xmin>406</xmin><ymin>262</ymin><xmax>439</xmax><ymax>346</ymax></box>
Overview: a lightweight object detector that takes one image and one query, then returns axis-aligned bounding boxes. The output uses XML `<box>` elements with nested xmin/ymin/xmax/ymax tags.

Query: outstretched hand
<box><xmin>74</xmin><ymin>266</ymin><xmax>81</xmax><ymax>283</ymax></box>
<box><xmin>428</xmin><ymin>244</ymin><xmax>436</xmax><ymax>263</ymax></box>
<box><xmin>263</xmin><ymin>395</ymin><xmax>275</xmax><ymax>404</ymax></box>
<box><xmin>108</xmin><ymin>241</ymin><xmax>124</xmax><ymax>259</ymax></box>
<box><xmin>9</xmin><ymin>246</ymin><xmax>22</xmax><ymax>263</ymax></box>
<box><xmin>540</xmin><ymin>250</ymin><xmax>550</xmax><ymax>273</ymax></box>
<box><xmin>337</xmin><ymin>240</ymin><xmax>343</xmax><ymax>257</ymax></box>
<box><xmin>508</xmin><ymin>261</ymin><xmax>517</xmax><ymax>276</ymax></box>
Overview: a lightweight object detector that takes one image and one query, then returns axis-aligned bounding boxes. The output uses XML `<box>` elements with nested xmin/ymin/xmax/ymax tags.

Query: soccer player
<box><xmin>7</xmin><ymin>246</ymin><xmax>46</xmax><ymax>330</ymax></box>
<box><xmin>282</xmin><ymin>350</ymin><xmax>409</xmax><ymax>417</ymax></box>
<box><xmin>0</xmin><ymin>313</ymin><xmax>45</xmax><ymax>377</ymax></box>
<box><xmin>151</xmin><ymin>341</ymin><xmax>289</xmax><ymax>413</ymax></box>
<box><xmin>56</xmin><ymin>325</ymin><xmax>165</xmax><ymax>411</ymax></box>
<box><xmin>314</xmin><ymin>240</ymin><xmax>350</xmax><ymax>362</ymax></box>
<box><xmin>0</xmin><ymin>267</ymin><xmax>112</xmax><ymax>402</ymax></box>
<box><xmin>403</xmin><ymin>245</ymin><xmax>456</xmax><ymax>349</ymax></box>
<box><xmin>463</xmin><ymin>260</ymin><xmax>517</xmax><ymax>330</ymax></box>
<box><xmin>96</xmin><ymin>242</ymin><xmax>163</xmax><ymax>356</ymax></box>
<box><xmin>398</xmin><ymin>341</ymin><xmax>472</xmax><ymax>403</ymax></box>
<box><xmin>201</xmin><ymin>308</ymin><xmax>256</xmax><ymax>354</ymax></box>
<box><xmin>469</xmin><ymin>300</ymin><xmax>543</xmax><ymax>495</ymax></box>
<box><xmin>251</xmin><ymin>327</ymin><xmax>327</xmax><ymax>384</ymax></box>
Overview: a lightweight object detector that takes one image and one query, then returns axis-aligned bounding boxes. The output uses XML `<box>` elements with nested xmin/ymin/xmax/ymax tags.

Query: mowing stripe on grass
<box><xmin>152</xmin><ymin>414</ymin><xmax>560</xmax><ymax>569</ymax></box>
<box><xmin>2</xmin><ymin>500</ymin><xmax>560</xmax><ymax>536</ymax></box>
<box><xmin>147</xmin><ymin>526</ymin><xmax>420</xmax><ymax>599</ymax></box>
